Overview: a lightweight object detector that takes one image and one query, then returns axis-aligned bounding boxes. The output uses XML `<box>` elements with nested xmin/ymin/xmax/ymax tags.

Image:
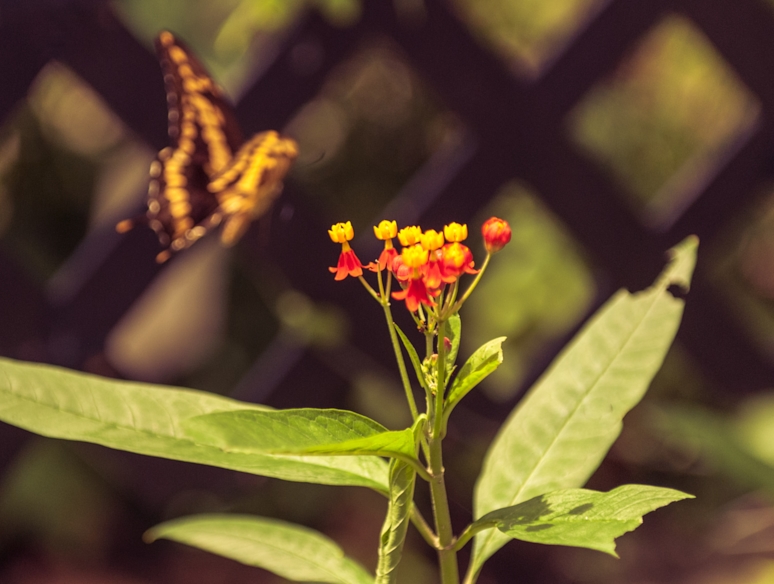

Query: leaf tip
<box><xmin>663</xmin><ymin>235</ymin><xmax>699</xmax><ymax>293</ymax></box>
<box><xmin>142</xmin><ymin>528</ymin><xmax>160</xmax><ymax>544</ymax></box>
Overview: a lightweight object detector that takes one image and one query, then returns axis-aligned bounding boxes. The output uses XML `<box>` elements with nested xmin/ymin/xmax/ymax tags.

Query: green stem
<box><xmin>451</xmin><ymin>253</ymin><xmax>491</xmax><ymax>314</ymax></box>
<box><xmin>450</xmin><ymin>521</ymin><xmax>496</xmax><ymax>553</ymax></box>
<box><xmin>398</xmin><ymin>454</ymin><xmax>432</xmax><ymax>483</ymax></box>
<box><xmin>442</xmin><ymin>281</ymin><xmax>460</xmax><ymax>315</ymax></box>
<box><xmin>427</xmin><ymin>434</ymin><xmax>458</xmax><ymax>584</ymax></box>
<box><xmin>410</xmin><ymin>504</ymin><xmax>439</xmax><ymax>548</ymax></box>
<box><xmin>432</xmin><ymin>319</ymin><xmax>448</xmax><ymax>440</ymax></box>
<box><xmin>357</xmin><ymin>275</ymin><xmax>381</xmax><ymax>302</ymax></box>
<box><xmin>383</xmin><ymin>300</ymin><xmax>420</xmax><ymax>422</ymax></box>
<box><xmin>424</xmin><ymin>321</ymin><xmax>458</xmax><ymax>581</ymax></box>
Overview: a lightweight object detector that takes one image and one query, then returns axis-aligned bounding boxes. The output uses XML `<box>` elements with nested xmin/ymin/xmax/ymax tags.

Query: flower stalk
<box><xmin>327</xmin><ymin>216</ymin><xmax>512</xmax><ymax>584</ymax></box>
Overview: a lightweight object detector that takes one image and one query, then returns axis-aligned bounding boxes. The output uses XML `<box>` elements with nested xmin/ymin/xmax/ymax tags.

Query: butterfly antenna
<box><xmin>297</xmin><ymin>150</ymin><xmax>326</xmax><ymax>169</ymax></box>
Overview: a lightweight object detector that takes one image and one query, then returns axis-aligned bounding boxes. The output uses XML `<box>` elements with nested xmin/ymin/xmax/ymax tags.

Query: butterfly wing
<box><xmin>208</xmin><ymin>130</ymin><xmax>299</xmax><ymax>245</ymax></box>
<box><xmin>156</xmin><ymin>31</ymin><xmax>243</xmax><ymax>166</ymax></box>
<box><xmin>117</xmin><ymin>31</ymin><xmax>297</xmax><ymax>263</ymax></box>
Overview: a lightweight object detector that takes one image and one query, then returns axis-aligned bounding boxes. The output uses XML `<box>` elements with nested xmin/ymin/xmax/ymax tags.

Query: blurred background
<box><xmin>1</xmin><ymin>0</ymin><xmax>774</xmax><ymax>582</ymax></box>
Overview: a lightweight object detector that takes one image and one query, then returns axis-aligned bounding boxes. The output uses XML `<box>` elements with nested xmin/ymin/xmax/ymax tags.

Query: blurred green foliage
<box><xmin>463</xmin><ymin>183</ymin><xmax>596</xmax><ymax>402</ymax></box>
<box><xmin>450</xmin><ymin>0</ymin><xmax>602</xmax><ymax>75</ymax></box>
<box><xmin>114</xmin><ymin>0</ymin><xmax>360</xmax><ymax>95</ymax></box>
<box><xmin>287</xmin><ymin>42</ymin><xmax>462</xmax><ymax>227</ymax></box>
<box><xmin>569</xmin><ymin>16</ymin><xmax>759</xmax><ymax>226</ymax></box>
<box><xmin>710</xmin><ymin>186</ymin><xmax>774</xmax><ymax>362</ymax></box>
<box><xmin>0</xmin><ymin>439</ymin><xmax>117</xmax><ymax>558</ymax></box>
<box><xmin>0</xmin><ymin>62</ymin><xmax>134</xmax><ymax>279</ymax></box>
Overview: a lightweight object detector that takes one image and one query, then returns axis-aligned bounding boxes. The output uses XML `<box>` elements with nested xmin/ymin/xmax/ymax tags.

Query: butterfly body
<box><xmin>117</xmin><ymin>31</ymin><xmax>298</xmax><ymax>262</ymax></box>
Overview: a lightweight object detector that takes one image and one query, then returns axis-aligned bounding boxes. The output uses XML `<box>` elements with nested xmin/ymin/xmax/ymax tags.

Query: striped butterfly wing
<box><xmin>156</xmin><ymin>31</ymin><xmax>243</xmax><ymax>168</ymax></box>
<box><xmin>117</xmin><ymin>31</ymin><xmax>297</xmax><ymax>263</ymax></box>
<box><xmin>209</xmin><ymin>130</ymin><xmax>299</xmax><ymax>246</ymax></box>
<box><xmin>148</xmin><ymin>31</ymin><xmax>242</xmax><ymax>262</ymax></box>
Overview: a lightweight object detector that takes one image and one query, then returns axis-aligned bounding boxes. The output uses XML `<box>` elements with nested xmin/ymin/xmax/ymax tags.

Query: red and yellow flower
<box><xmin>328</xmin><ymin>221</ymin><xmax>363</xmax><ymax>281</ymax></box>
<box><xmin>328</xmin><ymin>216</ymin><xmax>511</xmax><ymax>313</ymax></box>
<box><xmin>420</xmin><ymin>229</ymin><xmax>445</xmax><ymax>290</ymax></box>
<box><xmin>439</xmin><ymin>242</ymin><xmax>476</xmax><ymax>283</ymax></box>
<box><xmin>391</xmin><ymin>244</ymin><xmax>436</xmax><ymax>312</ymax></box>
<box><xmin>398</xmin><ymin>225</ymin><xmax>423</xmax><ymax>247</ymax></box>
<box><xmin>443</xmin><ymin>222</ymin><xmax>468</xmax><ymax>243</ymax></box>
<box><xmin>371</xmin><ymin>220</ymin><xmax>399</xmax><ymax>271</ymax></box>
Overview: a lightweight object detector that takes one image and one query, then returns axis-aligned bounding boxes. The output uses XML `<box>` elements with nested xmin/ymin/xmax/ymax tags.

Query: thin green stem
<box><xmin>432</xmin><ymin>319</ymin><xmax>448</xmax><ymax>440</ymax></box>
<box><xmin>358</xmin><ymin>275</ymin><xmax>381</xmax><ymax>302</ymax></box>
<box><xmin>443</xmin><ymin>281</ymin><xmax>459</xmax><ymax>315</ymax></box>
<box><xmin>451</xmin><ymin>253</ymin><xmax>491</xmax><ymax>314</ymax></box>
<box><xmin>450</xmin><ymin>521</ymin><xmax>496</xmax><ymax>553</ymax></box>
<box><xmin>371</xmin><ymin>264</ymin><xmax>422</xmax><ymax>423</ymax></box>
<box><xmin>375</xmin><ymin>264</ymin><xmax>386</xmax><ymax>299</ymax></box>
<box><xmin>410</xmin><ymin>504</ymin><xmax>439</xmax><ymax>549</ymax></box>
<box><xmin>383</xmin><ymin>300</ymin><xmax>420</xmax><ymax>422</ymax></box>
<box><xmin>398</xmin><ymin>455</ymin><xmax>432</xmax><ymax>482</ymax></box>
<box><xmin>427</xmin><ymin>434</ymin><xmax>459</xmax><ymax>584</ymax></box>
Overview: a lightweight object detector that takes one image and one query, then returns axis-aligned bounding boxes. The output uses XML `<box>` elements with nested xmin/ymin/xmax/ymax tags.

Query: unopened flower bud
<box><xmin>482</xmin><ymin>217</ymin><xmax>511</xmax><ymax>253</ymax></box>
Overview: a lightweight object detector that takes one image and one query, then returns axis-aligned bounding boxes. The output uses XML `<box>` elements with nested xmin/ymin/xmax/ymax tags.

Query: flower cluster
<box><xmin>328</xmin><ymin>217</ymin><xmax>511</xmax><ymax>315</ymax></box>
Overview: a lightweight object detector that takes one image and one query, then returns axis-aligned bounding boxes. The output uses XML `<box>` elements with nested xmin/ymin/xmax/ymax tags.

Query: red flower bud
<box><xmin>482</xmin><ymin>217</ymin><xmax>511</xmax><ymax>253</ymax></box>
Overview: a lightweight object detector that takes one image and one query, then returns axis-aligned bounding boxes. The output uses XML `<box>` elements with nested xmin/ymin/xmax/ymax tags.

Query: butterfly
<box><xmin>117</xmin><ymin>30</ymin><xmax>298</xmax><ymax>263</ymax></box>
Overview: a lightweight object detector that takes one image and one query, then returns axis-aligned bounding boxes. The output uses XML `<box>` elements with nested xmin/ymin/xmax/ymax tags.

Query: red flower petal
<box><xmin>329</xmin><ymin>249</ymin><xmax>363</xmax><ymax>280</ymax></box>
<box><xmin>392</xmin><ymin>278</ymin><xmax>435</xmax><ymax>312</ymax></box>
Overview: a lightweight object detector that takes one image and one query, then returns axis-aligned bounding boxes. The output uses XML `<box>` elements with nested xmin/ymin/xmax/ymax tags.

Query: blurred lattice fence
<box><xmin>3</xmin><ymin>0</ymin><xmax>774</xmax><ymax>401</ymax></box>
<box><xmin>2</xmin><ymin>0</ymin><xmax>774</xmax><ymax>580</ymax></box>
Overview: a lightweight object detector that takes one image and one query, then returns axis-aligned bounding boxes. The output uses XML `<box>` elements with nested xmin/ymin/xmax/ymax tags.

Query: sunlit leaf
<box><xmin>445</xmin><ymin>337</ymin><xmax>505</xmax><ymax>414</ymax></box>
<box><xmin>146</xmin><ymin>514</ymin><xmax>372</xmax><ymax>584</ymax></box>
<box><xmin>184</xmin><ymin>408</ymin><xmax>419</xmax><ymax>462</ymax></box>
<box><xmin>376</xmin><ymin>460</ymin><xmax>417</xmax><ymax>584</ymax></box>
<box><xmin>0</xmin><ymin>358</ymin><xmax>388</xmax><ymax>491</ymax></box>
<box><xmin>472</xmin><ymin>485</ymin><xmax>691</xmax><ymax>556</ymax></box>
<box><xmin>444</xmin><ymin>313</ymin><xmax>462</xmax><ymax>380</ymax></box>
<box><xmin>471</xmin><ymin>236</ymin><xmax>697</xmax><ymax>575</ymax></box>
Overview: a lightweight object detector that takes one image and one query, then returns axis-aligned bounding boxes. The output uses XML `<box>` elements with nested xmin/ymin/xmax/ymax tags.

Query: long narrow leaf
<box><xmin>146</xmin><ymin>514</ymin><xmax>372</xmax><ymax>584</ymax></box>
<box><xmin>472</xmin><ymin>485</ymin><xmax>691</xmax><ymax>556</ymax></box>
<box><xmin>445</xmin><ymin>337</ymin><xmax>505</xmax><ymax>413</ymax></box>
<box><xmin>376</xmin><ymin>460</ymin><xmax>417</xmax><ymax>583</ymax></box>
<box><xmin>471</xmin><ymin>237</ymin><xmax>697</xmax><ymax>576</ymax></box>
<box><xmin>0</xmin><ymin>358</ymin><xmax>388</xmax><ymax>491</ymax></box>
<box><xmin>394</xmin><ymin>323</ymin><xmax>430</xmax><ymax>393</ymax></box>
<box><xmin>444</xmin><ymin>313</ymin><xmax>462</xmax><ymax>380</ymax></box>
<box><xmin>184</xmin><ymin>408</ymin><xmax>419</xmax><ymax>462</ymax></box>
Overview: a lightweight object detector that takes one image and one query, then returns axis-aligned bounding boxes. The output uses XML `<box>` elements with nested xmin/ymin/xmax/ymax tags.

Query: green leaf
<box><xmin>444</xmin><ymin>313</ymin><xmax>462</xmax><ymax>379</ymax></box>
<box><xmin>471</xmin><ymin>236</ymin><xmax>697</xmax><ymax>576</ymax></box>
<box><xmin>445</xmin><ymin>337</ymin><xmax>505</xmax><ymax>414</ymax></box>
<box><xmin>184</xmin><ymin>408</ymin><xmax>419</xmax><ymax>462</ymax></box>
<box><xmin>394</xmin><ymin>323</ymin><xmax>430</xmax><ymax>394</ymax></box>
<box><xmin>0</xmin><ymin>358</ymin><xmax>388</xmax><ymax>491</ymax></box>
<box><xmin>472</xmin><ymin>485</ymin><xmax>692</xmax><ymax>556</ymax></box>
<box><xmin>145</xmin><ymin>514</ymin><xmax>372</xmax><ymax>584</ymax></box>
<box><xmin>376</xmin><ymin>460</ymin><xmax>417</xmax><ymax>584</ymax></box>
<box><xmin>732</xmin><ymin>392</ymin><xmax>774</xmax><ymax>468</ymax></box>
<box><xmin>655</xmin><ymin>405</ymin><xmax>774</xmax><ymax>495</ymax></box>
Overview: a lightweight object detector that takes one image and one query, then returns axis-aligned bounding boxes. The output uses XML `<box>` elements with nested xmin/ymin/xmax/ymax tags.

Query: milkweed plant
<box><xmin>0</xmin><ymin>217</ymin><xmax>698</xmax><ymax>583</ymax></box>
